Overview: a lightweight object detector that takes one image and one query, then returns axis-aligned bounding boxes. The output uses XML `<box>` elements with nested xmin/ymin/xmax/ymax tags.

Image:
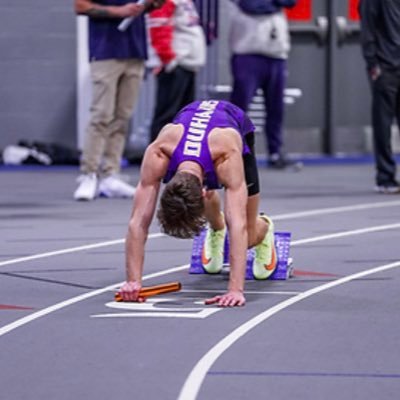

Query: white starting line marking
<box><xmin>91</xmin><ymin>311</ymin><xmax>219</xmax><ymax>319</ymax></box>
<box><xmin>177</xmin><ymin>260</ymin><xmax>400</xmax><ymax>400</ymax></box>
<box><xmin>90</xmin><ymin>290</ymin><xmax>299</xmax><ymax>320</ymax></box>
<box><xmin>91</xmin><ymin>297</ymin><xmax>221</xmax><ymax>319</ymax></box>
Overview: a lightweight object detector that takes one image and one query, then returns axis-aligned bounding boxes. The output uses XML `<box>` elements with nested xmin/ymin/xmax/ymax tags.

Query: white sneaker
<box><xmin>99</xmin><ymin>175</ymin><xmax>136</xmax><ymax>198</ymax></box>
<box><xmin>74</xmin><ymin>173</ymin><xmax>98</xmax><ymax>201</ymax></box>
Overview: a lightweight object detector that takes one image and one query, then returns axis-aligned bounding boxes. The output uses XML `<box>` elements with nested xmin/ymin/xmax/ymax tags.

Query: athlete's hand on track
<box><xmin>205</xmin><ymin>290</ymin><xmax>246</xmax><ymax>307</ymax></box>
<box><xmin>118</xmin><ymin>281</ymin><xmax>146</xmax><ymax>302</ymax></box>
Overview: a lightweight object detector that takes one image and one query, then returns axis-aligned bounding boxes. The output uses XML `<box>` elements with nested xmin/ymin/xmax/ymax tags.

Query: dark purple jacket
<box><xmin>89</xmin><ymin>0</ymin><xmax>148</xmax><ymax>62</ymax></box>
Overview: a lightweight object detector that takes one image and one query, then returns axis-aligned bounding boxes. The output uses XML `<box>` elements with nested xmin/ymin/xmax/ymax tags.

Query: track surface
<box><xmin>1</xmin><ymin>163</ymin><xmax>400</xmax><ymax>400</ymax></box>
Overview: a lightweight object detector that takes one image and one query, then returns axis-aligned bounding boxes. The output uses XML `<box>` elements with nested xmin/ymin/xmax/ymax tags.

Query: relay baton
<box><xmin>118</xmin><ymin>0</ymin><xmax>146</xmax><ymax>31</ymax></box>
<box><xmin>115</xmin><ymin>281</ymin><xmax>182</xmax><ymax>301</ymax></box>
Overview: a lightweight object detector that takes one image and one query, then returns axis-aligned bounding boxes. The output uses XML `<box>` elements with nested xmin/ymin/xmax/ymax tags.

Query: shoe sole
<box><xmin>73</xmin><ymin>192</ymin><xmax>97</xmax><ymax>201</ymax></box>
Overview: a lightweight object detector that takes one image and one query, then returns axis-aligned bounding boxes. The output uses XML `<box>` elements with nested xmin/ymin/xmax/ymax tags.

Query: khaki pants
<box><xmin>81</xmin><ymin>59</ymin><xmax>145</xmax><ymax>176</ymax></box>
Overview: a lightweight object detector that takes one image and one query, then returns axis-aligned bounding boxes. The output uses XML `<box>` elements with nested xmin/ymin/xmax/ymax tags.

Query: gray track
<box><xmin>1</xmin><ymin>163</ymin><xmax>399</xmax><ymax>400</ymax></box>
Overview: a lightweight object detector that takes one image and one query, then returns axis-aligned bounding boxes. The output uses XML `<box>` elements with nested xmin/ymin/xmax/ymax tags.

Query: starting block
<box><xmin>189</xmin><ymin>227</ymin><xmax>293</xmax><ymax>280</ymax></box>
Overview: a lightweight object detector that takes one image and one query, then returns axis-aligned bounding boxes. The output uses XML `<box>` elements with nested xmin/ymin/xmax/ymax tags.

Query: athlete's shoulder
<box><xmin>156</xmin><ymin>123</ymin><xmax>182</xmax><ymax>143</ymax></box>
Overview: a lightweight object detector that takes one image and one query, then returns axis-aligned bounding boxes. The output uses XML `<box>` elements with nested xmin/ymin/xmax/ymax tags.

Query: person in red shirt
<box><xmin>147</xmin><ymin>0</ymin><xmax>207</xmax><ymax>143</ymax></box>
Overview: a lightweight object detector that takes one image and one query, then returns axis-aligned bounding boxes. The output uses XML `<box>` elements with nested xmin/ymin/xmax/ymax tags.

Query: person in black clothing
<box><xmin>359</xmin><ymin>0</ymin><xmax>400</xmax><ymax>194</ymax></box>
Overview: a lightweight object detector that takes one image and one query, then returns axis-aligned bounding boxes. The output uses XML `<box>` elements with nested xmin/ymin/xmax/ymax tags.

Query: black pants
<box><xmin>150</xmin><ymin>66</ymin><xmax>195</xmax><ymax>143</ymax></box>
<box><xmin>243</xmin><ymin>133</ymin><xmax>260</xmax><ymax>196</ymax></box>
<box><xmin>370</xmin><ymin>68</ymin><xmax>400</xmax><ymax>185</ymax></box>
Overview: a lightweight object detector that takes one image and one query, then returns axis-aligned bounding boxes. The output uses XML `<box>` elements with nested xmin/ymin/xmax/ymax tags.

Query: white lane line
<box><xmin>91</xmin><ymin>311</ymin><xmax>219</xmax><ymax>319</ymax></box>
<box><xmin>177</xmin><ymin>260</ymin><xmax>400</xmax><ymax>400</ymax></box>
<box><xmin>1</xmin><ymin>200</ymin><xmax>399</xmax><ymax>270</ymax></box>
<box><xmin>0</xmin><ymin>264</ymin><xmax>188</xmax><ymax>337</ymax></box>
<box><xmin>0</xmin><ymin>233</ymin><xmax>164</xmax><ymax>267</ymax></box>
<box><xmin>291</xmin><ymin>222</ymin><xmax>400</xmax><ymax>246</ymax></box>
<box><xmin>273</xmin><ymin>199</ymin><xmax>400</xmax><ymax>221</ymax></box>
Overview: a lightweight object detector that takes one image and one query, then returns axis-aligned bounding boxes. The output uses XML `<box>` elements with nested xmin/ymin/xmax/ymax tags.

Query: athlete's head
<box><xmin>157</xmin><ymin>171</ymin><xmax>206</xmax><ymax>238</ymax></box>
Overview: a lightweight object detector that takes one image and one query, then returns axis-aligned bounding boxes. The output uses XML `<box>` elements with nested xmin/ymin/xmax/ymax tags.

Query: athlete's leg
<box><xmin>246</xmin><ymin>194</ymin><xmax>268</xmax><ymax>247</ymax></box>
<box><xmin>242</xmin><ymin>133</ymin><xmax>277</xmax><ymax>278</ymax></box>
<box><xmin>202</xmin><ymin>190</ymin><xmax>226</xmax><ymax>274</ymax></box>
<box><xmin>203</xmin><ymin>190</ymin><xmax>225</xmax><ymax>230</ymax></box>
<box><xmin>242</xmin><ymin>133</ymin><xmax>269</xmax><ymax>246</ymax></box>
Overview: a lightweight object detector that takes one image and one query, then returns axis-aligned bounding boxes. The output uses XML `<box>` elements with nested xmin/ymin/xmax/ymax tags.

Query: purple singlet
<box><xmin>163</xmin><ymin>100</ymin><xmax>255</xmax><ymax>189</ymax></box>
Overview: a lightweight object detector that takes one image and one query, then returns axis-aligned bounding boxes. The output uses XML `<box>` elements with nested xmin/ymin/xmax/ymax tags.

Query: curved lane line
<box><xmin>177</xmin><ymin>260</ymin><xmax>400</xmax><ymax>400</ymax></box>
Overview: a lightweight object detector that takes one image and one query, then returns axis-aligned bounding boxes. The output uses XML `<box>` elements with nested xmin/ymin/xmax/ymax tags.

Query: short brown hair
<box><xmin>157</xmin><ymin>172</ymin><xmax>206</xmax><ymax>239</ymax></box>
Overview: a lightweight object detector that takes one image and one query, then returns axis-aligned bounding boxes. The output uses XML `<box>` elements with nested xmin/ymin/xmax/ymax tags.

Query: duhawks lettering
<box><xmin>183</xmin><ymin>101</ymin><xmax>219</xmax><ymax>157</ymax></box>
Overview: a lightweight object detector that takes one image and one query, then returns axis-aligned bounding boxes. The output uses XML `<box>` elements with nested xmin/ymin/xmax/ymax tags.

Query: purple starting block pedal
<box><xmin>189</xmin><ymin>228</ymin><xmax>293</xmax><ymax>280</ymax></box>
<box><xmin>189</xmin><ymin>228</ymin><xmax>208</xmax><ymax>274</ymax></box>
<box><xmin>244</xmin><ymin>232</ymin><xmax>293</xmax><ymax>280</ymax></box>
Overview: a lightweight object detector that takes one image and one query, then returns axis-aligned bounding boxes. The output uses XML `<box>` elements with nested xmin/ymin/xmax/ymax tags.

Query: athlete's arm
<box><xmin>206</xmin><ymin>131</ymin><xmax>248</xmax><ymax>306</ymax></box>
<box><xmin>119</xmin><ymin>143</ymin><xmax>169</xmax><ymax>301</ymax></box>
